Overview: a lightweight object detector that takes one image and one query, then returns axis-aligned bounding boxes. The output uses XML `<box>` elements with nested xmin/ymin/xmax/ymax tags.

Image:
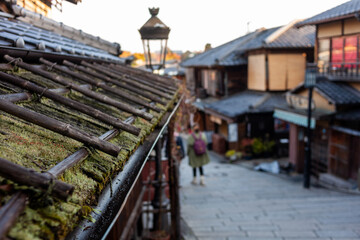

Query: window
<box><xmin>201</xmin><ymin>69</ymin><xmax>218</xmax><ymax>96</ymax></box>
<box><xmin>318</xmin><ymin>34</ymin><xmax>360</xmax><ymax>74</ymax></box>
<box><xmin>318</xmin><ymin>39</ymin><xmax>330</xmax><ymax>70</ymax></box>
<box><xmin>344</xmin><ymin>36</ymin><xmax>357</xmax><ymax>73</ymax></box>
<box><xmin>331</xmin><ymin>37</ymin><xmax>343</xmax><ymax>68</ymax></box>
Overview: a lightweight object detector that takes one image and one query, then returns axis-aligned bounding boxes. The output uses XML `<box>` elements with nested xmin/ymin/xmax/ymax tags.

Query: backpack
<box><xmin>192</xmin><ymin>133</ymin><xmax>206</xmax><ymax>156</ymax></box>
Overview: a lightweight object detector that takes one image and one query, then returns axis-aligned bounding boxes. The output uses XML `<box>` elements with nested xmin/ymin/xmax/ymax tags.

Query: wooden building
<box><xmin>181</xmin><ymin>21</ymin><xmax>314</xmax><ymax>154</ymax></box>
<box><xmin>0</xmin><ymin>0</ymin><xmax>81</xmax><ymax>16</ymax></box>
<box><xmin>274</xmin><ymin>0</ymin><xmax>360</xmax><ymax>183</ymax></box>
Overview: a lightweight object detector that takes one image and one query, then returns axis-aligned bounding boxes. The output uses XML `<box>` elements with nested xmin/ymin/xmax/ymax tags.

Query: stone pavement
<box><xmin>179</xmin><ymin>151</ymin><xmax>360</xmax><ymax>240</ymax></box>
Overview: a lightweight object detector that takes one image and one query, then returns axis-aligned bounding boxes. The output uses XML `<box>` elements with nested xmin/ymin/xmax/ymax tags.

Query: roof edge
<box><xmin>296</xmin><ymin>13</ymin><xmax>357</xmax><ymax>27</ymax></box>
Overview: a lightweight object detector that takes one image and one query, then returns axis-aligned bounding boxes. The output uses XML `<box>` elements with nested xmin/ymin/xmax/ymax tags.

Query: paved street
<box><xmin>179</xmin><ymin>151</ymin><xmax>360</xmax><ymax>240</ymax></box>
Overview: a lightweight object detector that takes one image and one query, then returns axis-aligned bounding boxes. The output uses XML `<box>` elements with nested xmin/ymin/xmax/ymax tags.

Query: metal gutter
<box><xmin>67</xmin><ymin>96</ymin><xmax>182</xmax><ymax>240</ymax></box>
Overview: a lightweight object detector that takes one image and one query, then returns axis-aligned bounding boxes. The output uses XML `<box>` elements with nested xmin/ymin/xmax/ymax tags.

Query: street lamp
<box><xmin>139</xmin><ymin>8</ymin><xmax>170</xmax><ymax>72</ymax></box>
<box><xmin>303</xmin><ymin>65</ymin><xmax>317</xmax><ymax>188</ymax></box>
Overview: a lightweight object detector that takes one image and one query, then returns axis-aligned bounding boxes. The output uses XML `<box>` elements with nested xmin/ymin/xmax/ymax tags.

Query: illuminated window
<box><xmin>331</xmin><ymin>37</ymin><xmax>343</xmax><ymax>68</ymax></box>
<box><xmin>344</xmin><ymin>36</ymin><xmax>357</xmax><ymax>72</ymax></box>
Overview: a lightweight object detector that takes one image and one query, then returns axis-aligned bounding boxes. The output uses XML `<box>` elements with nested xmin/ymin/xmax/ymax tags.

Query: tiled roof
<box><xmin>297</xmin><ymin>0</ymin><xmax>360</xmax><ymax>26</ymax></box>
<box><xmin>203</xmin><ymin>91</ymin><xmax>286</xmax><ymax>119</ymax></box>
<box><xmin>181</xmin><ymin>24</ymin><xmax>314</xmax><ymax>68</ymax></box>
<box><xmin>315</xmin><ymin>80</ymin><xmax>360</xmax><ymax>105</ymax></box>
<box><xmin>181</xmin><ymin>30</ymin><xmax>261</xmax><ymax>67</ymax></box>
<box><xmin>265</xmin><ymin>25</ymin><xmax>314</xmax><ymax>49</ymax></box>
<box><xmin>12</xmin><ymin>5</ymin><xmax>122</xmax><ymax>56</ymax></box>
<box><xmin>0</xmin><ymin>16</ymin><xmax>122</xmax><ymax>62</ymax></box>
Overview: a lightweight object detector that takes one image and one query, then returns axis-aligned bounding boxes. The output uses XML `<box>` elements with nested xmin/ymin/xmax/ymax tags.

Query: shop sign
<box><xmin>286</xmin><ymin>94</ymin><xmax>315</xmax><ymax>110</ymax></box>
<box><xmin>228</xmin><ymin>123</ymin><xmax>238</xmax><ymax>142</ymax></box>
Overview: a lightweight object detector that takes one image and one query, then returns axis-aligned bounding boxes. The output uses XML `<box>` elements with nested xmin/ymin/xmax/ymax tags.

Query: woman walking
<box><xmin>187</xmin><ymin>123</ymin><xmax>210</xmax><ymax>186</ymax></box>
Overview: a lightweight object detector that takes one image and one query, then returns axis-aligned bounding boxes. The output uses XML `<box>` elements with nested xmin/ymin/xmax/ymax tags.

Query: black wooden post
<box><xmin>304</xmin><ymin>86</ymin><xmax>313</xmax><ymax>189</ymax></box>
<box><xmin>303</xmin><ymin>65</ymin><xmax>316</xmax><ymax>189</ymax></box>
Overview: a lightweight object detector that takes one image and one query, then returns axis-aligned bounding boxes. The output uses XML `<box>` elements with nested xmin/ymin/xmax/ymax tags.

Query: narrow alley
<box><xmin>180</xmin><ymin>151</ymin><xmax>360</xmax><ymax>240</ymax></box>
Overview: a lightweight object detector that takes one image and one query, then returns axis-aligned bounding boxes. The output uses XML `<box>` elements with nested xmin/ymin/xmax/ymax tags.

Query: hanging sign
<box><xmin>228</xmin><ymin>123</ymin><xmax>238</xmax><ymax>142</ymax></box>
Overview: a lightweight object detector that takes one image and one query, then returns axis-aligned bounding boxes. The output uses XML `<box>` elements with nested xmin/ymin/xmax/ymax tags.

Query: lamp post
<box><xmin>139</xmin><ymin>8</ymin><xmax>170</xmax><ymax>72</ymax></box>
<box><xmin>303</xmin><ymin>65</ymin><xmax>317</xmax><ymax>188</ymax></box>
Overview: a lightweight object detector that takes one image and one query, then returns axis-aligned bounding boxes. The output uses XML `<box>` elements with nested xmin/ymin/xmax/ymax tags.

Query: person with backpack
<box><xmin>187</xmin><ymin>123</ymin><xmax>210</xmax><ymax>186</ymax></box>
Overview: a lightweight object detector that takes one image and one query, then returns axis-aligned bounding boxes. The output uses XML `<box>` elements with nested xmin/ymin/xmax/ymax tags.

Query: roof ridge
<box><xmin>264</xmin><ymin>19</ymin><xmax>303</xmax><ymax>44</ymax></box>
<box><xmin>217</xmin><ymin>29</ymin><xmax>266</xmax><ymax>63</ymax></box>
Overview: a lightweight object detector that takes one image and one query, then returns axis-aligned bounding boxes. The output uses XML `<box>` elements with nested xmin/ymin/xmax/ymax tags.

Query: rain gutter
<box><xmin>67</xmin><ymin>96</ymin><xmax>183</xmax><ymax>240</ymax></box>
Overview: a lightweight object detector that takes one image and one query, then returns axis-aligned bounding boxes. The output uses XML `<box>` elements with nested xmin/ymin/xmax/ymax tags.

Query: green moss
<box><xmin>20</xmin><ymin>100</ymin><xmax>109</xmax><ymax>136</ymax></box>
<box><xmin>0</xmin><ymin>113</ymin><xmax>81</xmax><ymax>170</ymax></box>
<box><xmin>68</xmin><ymin>91</ymin><xmax>130</xmax><ymax>120</ymax></box>
<box><xmin>0</xmin><ymin>67</ymin><xmax>180</xmax><ymax>239</ymax></box>
<box><xmin>14</xmin><ymin>69</ymin><xmax>63</xmax><ymax>89</ymax></box>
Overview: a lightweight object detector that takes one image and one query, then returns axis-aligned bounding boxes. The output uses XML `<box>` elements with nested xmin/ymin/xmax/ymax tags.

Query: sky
<box><xmin>51</xmin><ymin>0</ymin><xmax>349</xmax><ymax>53</ymax></box>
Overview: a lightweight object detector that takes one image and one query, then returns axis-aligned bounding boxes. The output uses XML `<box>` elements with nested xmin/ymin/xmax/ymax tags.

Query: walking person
<box><xmin>187</xmin><ymin>123</ymin><xmax>210</xmax><ymax>186</ymax></box>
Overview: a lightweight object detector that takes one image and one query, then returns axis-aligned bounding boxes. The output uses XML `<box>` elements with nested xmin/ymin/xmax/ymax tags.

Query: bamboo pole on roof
<box><xmin>0</xmin><ymin>71</ymin><xmax>141</xmax><ymax>136</ymax></box>
<box><xmin>98</xmin><ymin>63</ymin><xmax>176</xmax><ymax>95</ymax></box>
<box><xmin>0</xmin><ymin>117</ymin><xmax>134</xmax><ymax>239</ymax></box>
<box><xmin>4</xmin><ymin>55</ymin><xmax>153</xmax><ymax>121</ymax></box>
<box><xmin>39</xmin><ymin>58</ymin><xmax>162</xmax><ymax>112</ymax></box>
<box><xmin>48</xmin><ymin>117</ymin><xmax>134</xmax><ymax>177</ymax></box>
<box><xmin>0</xmin><ymin>192</ymin><xmax>27</xmax><ymax>239</ymax></box>
<box><xmin>81</xmin><ymin>61</ymin><xmax>173</xmax><ymax>99</ymax></box>
<box><xmin>0</xmin><ymin>100</ymin><xmax>121</xmax><ymax>157</ymax></box>
<box><xmin>0</xmin><ymin>157</ymin><xmax>74</xmax><ymax>200</ymax></box>
<box><xmin>0</xmin><ymin>84</ymin><xmax>91</xmax><ymax>103</ymax></box>
<box><xmin>107</xmin><ymin>63</ymin><xmax>178</xmax><ymax>91</ymax></box>
<box><xmin>63</xmin><ymin>60</ymin><xmax>167</xmax><ymax>105</ymax></box>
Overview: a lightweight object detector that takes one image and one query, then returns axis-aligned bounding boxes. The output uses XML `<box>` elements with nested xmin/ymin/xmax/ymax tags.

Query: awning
<box><xmin>273</xmin><ymin>109</ymin><xmax>316</xmax><ymax>129</ymax></box>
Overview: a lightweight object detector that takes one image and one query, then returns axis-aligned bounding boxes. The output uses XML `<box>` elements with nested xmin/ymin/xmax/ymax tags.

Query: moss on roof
<box><xmin>0</xmin><ymin>65</ymin><xmax>178</xmax><ymax>239</ymax></box>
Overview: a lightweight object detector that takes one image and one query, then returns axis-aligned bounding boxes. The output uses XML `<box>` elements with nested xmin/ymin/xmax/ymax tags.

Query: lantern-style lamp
<box><xmin>303</xmin><ymin>65</ymin><xmax>317</xmax><ymax>189</ymax></box>
<box><xmin>139</xmin><ymin>8</ymin><xmax>170</xmax><ymax>71</ymax></box>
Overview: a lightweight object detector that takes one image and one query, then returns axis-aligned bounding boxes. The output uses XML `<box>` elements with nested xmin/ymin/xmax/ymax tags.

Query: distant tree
<box><xmin>204</xmin><ymin>43</ymin><xmax>212</xmax><ymax>51</ymax></box>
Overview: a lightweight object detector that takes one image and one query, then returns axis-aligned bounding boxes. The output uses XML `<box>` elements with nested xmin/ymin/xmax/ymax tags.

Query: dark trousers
<box><xmin>193</xmin><ymin>167</ymin><xmax>204</xmax><ymax>177</ymax></box>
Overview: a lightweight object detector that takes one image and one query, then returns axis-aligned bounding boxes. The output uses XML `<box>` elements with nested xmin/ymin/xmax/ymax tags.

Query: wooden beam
<box><xmin>0</xmin><ymin>100</ymin><xmax>121</xmax><ymax>157</ymax></box>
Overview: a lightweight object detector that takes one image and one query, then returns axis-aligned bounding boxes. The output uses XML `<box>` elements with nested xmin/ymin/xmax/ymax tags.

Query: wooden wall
<box><xmin>350</xmin><ymin>82</ymin><xmax>360</xmax><ymax>91</ymax></box>
<box><xmin>318</xmin><ymin>18</ymin><xmax>360</xmax><ymax>38</ymax></box>
<box><xmin>318</xmin><ymin>21</ymin><xmax>342</xmax><ymax>38</ymax></box>
<box><xmin>248</xmin><ymin>54</ymin><xmax>266</xmax><ymax>91</ymax></box>
<box><xmin>298</xmin><ymin>89</ymin><xmax>336</xmax><ymax>112</ymax></box>
<box><xmin>344</xmin><ymin>18</ymin><xmax>360</xmax><ymax>35</ymax></box>
<box><xmin>17</xmin><ymin>0</ymin><xmax>51</xmax><ymax>16</ymax></box>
